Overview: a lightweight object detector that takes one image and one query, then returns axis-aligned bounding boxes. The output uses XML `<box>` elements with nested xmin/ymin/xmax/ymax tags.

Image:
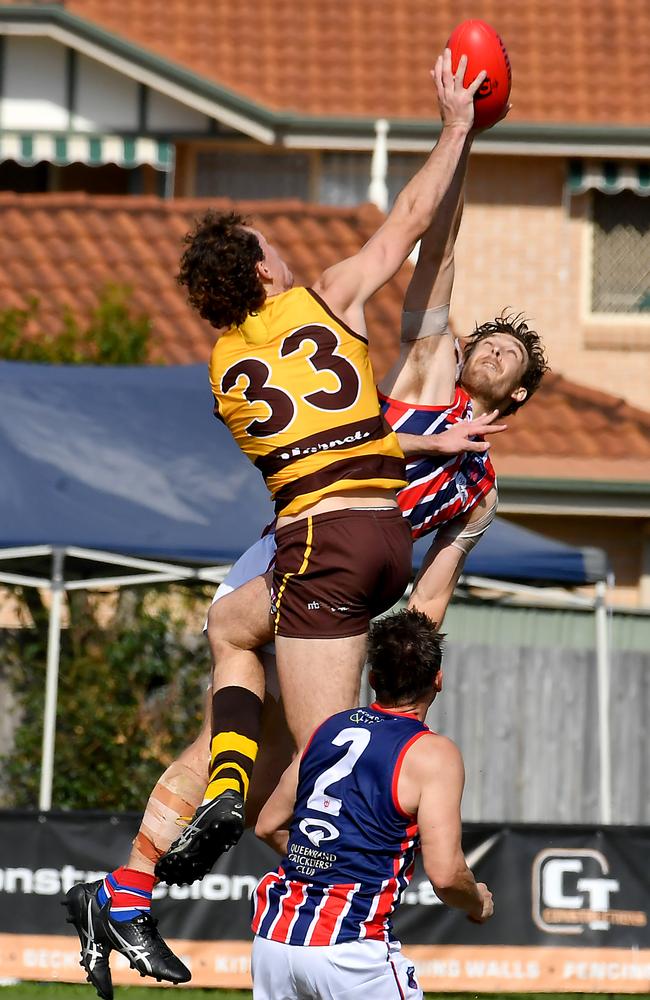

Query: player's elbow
<box><xmin>393</xmin><ymin>187</ymin><xmax>439</xmax><ymax>242</ymax></box>
<box><xmin>425</xmin><ymin>859</ymin><xmax>468</xmax><ymax>892</ymax></box>
<box><xmin>254</xmin><ymin>813</ymin><xmax>273</xmax><ymax>842</ymax></box>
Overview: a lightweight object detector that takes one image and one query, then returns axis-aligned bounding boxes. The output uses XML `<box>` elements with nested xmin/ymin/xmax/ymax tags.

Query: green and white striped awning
<box><xmin>568</xmin><ymin>159</ymin><xmax>650</xmax><ymax>196</ymax></box>
<box><xmin>0</xmin><ymin>133</ymin><xmax>174</xmax><ymax>171</ymax></box>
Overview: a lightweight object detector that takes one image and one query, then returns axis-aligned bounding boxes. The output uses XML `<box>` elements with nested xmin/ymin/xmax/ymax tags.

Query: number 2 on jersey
<box><xmin>306</xmin><ymin>728</ymin><xmax>371</xmax><ymax>817</ymax></box>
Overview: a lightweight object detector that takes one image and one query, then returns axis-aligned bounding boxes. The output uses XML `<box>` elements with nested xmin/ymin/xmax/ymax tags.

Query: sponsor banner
<box><xmin>407</xmin><ymin>946</ymin><xmax>650</xmax><ymax>993</ymax></box>
<box><xmin>1</xmin><ymin>935</ymin><xmax>649</xmax><ymax>992</ymax></box>
<box><xmin>0</xmin><ymin>934</ymin><xmax>252</xmax><ymax>990</ymax></box>
<box><xmin>0</xmin><ymin>813</ymin><xmax>649</xmax><ymax>991</ymax></box>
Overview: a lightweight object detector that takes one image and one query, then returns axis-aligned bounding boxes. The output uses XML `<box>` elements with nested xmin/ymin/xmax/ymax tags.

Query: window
<box><xmin>318</xmin><ymin>152</ymin><xmax>426</xmax><ymax>208</ymax></box>
<box><xmin>318</xmin><ymin>153</ymin><xmax>370</xmax><ymax>206</ymax></box>
<box><xmin>386</xmin><ymin>153</ymin><xmax>426</xmax><ymax>206</ymax></box>
<box><xmin>591</xmin><ymin>191</ymin><xmax>650</xmax><ymax>314</ymax></box>
<box><xmin>194</xmin><ymin>150</ymin><xmax>310</xmax><ymax>200</ymax></box>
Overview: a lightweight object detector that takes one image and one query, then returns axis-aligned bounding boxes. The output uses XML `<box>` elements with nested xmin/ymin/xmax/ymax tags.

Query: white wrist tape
<box><xmin>401</xmin><ymin>303</ymin><xmax>450</xmax><ymax>342</ymax></box>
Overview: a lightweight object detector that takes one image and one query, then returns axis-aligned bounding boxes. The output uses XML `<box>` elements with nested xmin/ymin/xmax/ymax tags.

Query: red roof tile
<box><xmin>1</xmin><ymin>192</ymin><xmax>648</xmax><ymax>485</ymax></box>
<box><xmin>491</xmin><ymin>373</ymin><xmax>650</xmax><ymax>483</ymax></box>
<box><xmin>51</xmin><ymin>0</ymin><xmax>650</xmax><ymax>126</ymax></box>
<box><xmin>0</xmin><ymin>192</ymin><xmax>408</xmax><ymax>368</ymax></box>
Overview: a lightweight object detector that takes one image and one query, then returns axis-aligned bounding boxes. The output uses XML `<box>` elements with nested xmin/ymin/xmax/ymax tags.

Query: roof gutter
<box><xmin>1</xmin><ymin>6</ymin><xmax>648</xmax><ymax>157</ymax></box>
<box><xmin>498</xmin><ymin>476</ymin><xmax>650</xmax><ymax>518</ymax></box>
<box><xmin>280</xmin><ymin>119</ymin><xmax>650</xmax><ymax>158</ymax></box>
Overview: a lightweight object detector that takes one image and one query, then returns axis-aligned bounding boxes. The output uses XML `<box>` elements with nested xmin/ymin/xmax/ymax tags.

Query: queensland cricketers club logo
<box><xmin>299</xmin><ymin>818</ymin><xmax>339</xmax><ymax>847</ymax></box>
<box><xmin>532</xmin><ymin>848</ymin><xmax>647</xmax><ymax>934</ymax></box>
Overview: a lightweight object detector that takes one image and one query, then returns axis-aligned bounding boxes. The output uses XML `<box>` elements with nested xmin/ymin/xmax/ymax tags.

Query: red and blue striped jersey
<box><xmin>379</xmin><ymin>386</ymin><xmax>496</xmax><ymax>541</ymax></box>
<box><xmin>251</xmin><ymin>705</ymin><xmax>429</xmax><ymax>946</ymax></box>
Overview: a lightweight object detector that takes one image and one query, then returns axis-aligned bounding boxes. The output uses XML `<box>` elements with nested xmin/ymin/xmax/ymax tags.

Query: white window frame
<box><xmin>581</xmin><ymin>188</ymin><xmax>650</xmax><ymax>329</ymax></box>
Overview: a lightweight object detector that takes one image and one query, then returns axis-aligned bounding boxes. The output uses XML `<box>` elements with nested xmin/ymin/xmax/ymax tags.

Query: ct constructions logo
<box><xmin>532</xmin><ymin>847</ymin><xmax>647</xmax><ymax>934</ymax></box>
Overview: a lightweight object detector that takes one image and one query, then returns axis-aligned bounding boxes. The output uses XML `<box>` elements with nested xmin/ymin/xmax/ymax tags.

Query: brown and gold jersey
<box><xmin>209</xmin><ymin>287</ymin><xmax>406</xmax><ymax>515</ymax></box>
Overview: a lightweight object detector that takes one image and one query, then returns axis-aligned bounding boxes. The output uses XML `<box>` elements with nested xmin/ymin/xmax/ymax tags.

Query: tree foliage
<box><xmin>2</xmin><ymin>588</ymin><xmax>211</xmax><ymax>809</ymax></box>
<box><xmin>0</xmin><ymin>285</ymin><xmax>151</xmax><ymax>364</ymax></box>
<box><xmin>0</xmin><ymin>287</ymin><xmax>212</xmax><ymax>810</ymax></box>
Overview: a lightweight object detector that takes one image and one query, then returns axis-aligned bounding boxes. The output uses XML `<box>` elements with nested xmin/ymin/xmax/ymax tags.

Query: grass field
<box><xmin>0</xmin><ymin>985</ymin><xmax>642</xmax><ymax>1000</ymax></box>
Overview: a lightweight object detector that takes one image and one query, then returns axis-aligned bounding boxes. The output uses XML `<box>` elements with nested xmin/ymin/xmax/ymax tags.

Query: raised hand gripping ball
<box><xmin>447</xmin><ymin>19</ymin><xmax>511</xmax><ymax>129</ymax></box>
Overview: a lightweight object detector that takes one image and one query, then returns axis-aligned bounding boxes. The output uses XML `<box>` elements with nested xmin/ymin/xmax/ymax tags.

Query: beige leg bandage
<box><xmin>128</xmin><ymin>746</ymin><xmax>209</xmax><ymax>872</ymax></box>
<box><xmin>435</xmin><ymin>499</ymin><xmax>497</xmax><ymax>556</ymax></box>
<box><xmin>401</xmin><ymin>303</ymin><xmax>450</xmax><ymax>342</ymax></box>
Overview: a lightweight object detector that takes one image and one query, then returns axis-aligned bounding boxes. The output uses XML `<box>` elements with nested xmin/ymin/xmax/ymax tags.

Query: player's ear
<box><xmin>256</xmin><ymin>258</ymin><xmax>273</xmax><ymax>283</ymax></box>
<box><xmin>510</xmin><ymin>386</ymin><xmax>527</xmax><ymax>405</ymax></box>
<box><xmin>434</xmin><ymin>669</ymin><xmax>443</xmax><ymax>693</ymax></box>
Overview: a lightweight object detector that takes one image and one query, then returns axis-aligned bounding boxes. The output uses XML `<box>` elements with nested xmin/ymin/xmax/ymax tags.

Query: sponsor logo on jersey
<box><xmin>348</xmin><ymin>709</ymin><xmax>383</xmax><ymax>725</ymax></box>
<box><xmin>278</xmin><ymin>427</ymin><xmax>371</xmax><ymax>462</ymax></box>
<box><xmin>298</xmin><ymin>819</ymin><xmax>340</xmax><ymax>848</ymax></box>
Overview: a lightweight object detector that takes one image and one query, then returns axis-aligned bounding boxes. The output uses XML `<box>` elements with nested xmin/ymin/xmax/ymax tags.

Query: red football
<box><xmin>446</xmin><ymin>19</ymin><xmax>511</xmax><ymax>130</ymax></box>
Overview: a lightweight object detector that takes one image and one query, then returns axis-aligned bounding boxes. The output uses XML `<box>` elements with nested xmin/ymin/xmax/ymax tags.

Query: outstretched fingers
<box><xmin>466</xmin><ymin>67</ymin><xmax>488</xmax><ymax>96</ymax></box>
<box><xmin>453</xmin><ymin>53</ymin><xmax>468</xmax><ymax>88</ymax></box>
<box><xmin>431</xmin><ymin>55</ymin><xmax>444</xmax><ymax>99</ymax></box>
<box><xmin>475</xmin><ymin>409</ymin><xmax>508</xmax><ymax>430</ymax></box>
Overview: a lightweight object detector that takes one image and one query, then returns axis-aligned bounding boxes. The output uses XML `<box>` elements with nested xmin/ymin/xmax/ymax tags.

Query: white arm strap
<box><xmin>401</xmin><ymin>303</ymin><xmax>450</xmax><ymax>342</ymax></box>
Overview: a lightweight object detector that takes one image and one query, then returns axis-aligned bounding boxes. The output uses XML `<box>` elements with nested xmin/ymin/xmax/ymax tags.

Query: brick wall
<box><xmin>503</xmin><ymin>512</ymin><xmax>646</xmax><ymax>608</ymax></box>
<box><xmin>452</xmin><ymin>155</ymin><xmax>650</xmax><ymax>410</ymax></box>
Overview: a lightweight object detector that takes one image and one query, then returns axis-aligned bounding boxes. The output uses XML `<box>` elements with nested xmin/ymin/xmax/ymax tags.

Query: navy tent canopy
<box><xmin>0</xmin><ymin>361</ymin><xmax>275</xmax><ymax>565</ymax></box>
<box><xmin>0</xmin><ymin>361</ymin><xmax>606</xmax><ymax>584</ymax></box>
<box><xmin>1</xmin><ymin>362</ymin><xmax>612</xmax><ymax>818</ymax></box>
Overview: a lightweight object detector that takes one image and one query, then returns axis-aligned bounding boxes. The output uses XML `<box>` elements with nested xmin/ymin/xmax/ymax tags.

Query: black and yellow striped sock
<box><xmin>203</xmin><ymin>686</ymin><xmax>263</xmax><ymax>804</ymax></box>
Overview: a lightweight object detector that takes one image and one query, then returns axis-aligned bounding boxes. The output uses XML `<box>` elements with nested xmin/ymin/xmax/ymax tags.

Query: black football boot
<box><xmin>98</xmin><ymin>907</ymin><xmax>191</xmax><ymax>985</ymax></box>
<box><xmin>65</xmin><ymin>878</ymin><xmax>191</xmax><ymax>987</ymax></box>
<box><xmin>63</xmin><ymin>880</ymin><xmax>113</xmax><ymax>1000</ymax></box>
<box><xmin>154</xmin><ymin>788</ymin><xmax>245</xmax><ymax>886</ymax></box>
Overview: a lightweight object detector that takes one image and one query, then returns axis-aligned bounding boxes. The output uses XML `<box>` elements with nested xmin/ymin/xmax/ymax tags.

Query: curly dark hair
<box><xmin>368</xmin><ymin>609</ymin><xmax>444</xmax><ymax>706</ymax></box>
<box><xmin>464</xmin><ymin>312</ymin><xmax>550</xmax><ymax>416</ymax></box>
<box><xmin>177</xmin><ymin>211</ymin><xmax>266</xmax><ymax>329</ymax></box>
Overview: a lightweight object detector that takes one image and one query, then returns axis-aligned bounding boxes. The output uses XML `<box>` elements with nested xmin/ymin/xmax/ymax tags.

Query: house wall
<box><xmin>453</xmin><ymin>155</ymin><xmax>650</xmax><ymax>410</ymax></box>
<box><xmin>177</xmin><ymin>145</ymin><xmax>650</xmax><ymax>408</ymax></box>
<box><xmin>503</xmin><ymin>512</ymin><xmax>648</xmax><ymax>608</ymax></box>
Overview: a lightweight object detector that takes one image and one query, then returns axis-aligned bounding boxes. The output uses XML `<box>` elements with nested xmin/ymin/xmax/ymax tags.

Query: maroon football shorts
<box><xmin>271</xmin><ymin>507</ymin><xmax>412</xmax><ymax>638</ymax></box>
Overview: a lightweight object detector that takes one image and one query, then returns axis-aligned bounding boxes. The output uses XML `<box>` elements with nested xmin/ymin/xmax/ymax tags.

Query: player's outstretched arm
<box><xmin>414</xmin><ymin>736</ymin><xmax>493</xmax><ymax>922</ymax></box>
<box><xmin>382</xmin><ymin>140</ymin><xmax>472</xmax><ymax>400</ymax></box>
<box><xmin>255</xmin><ymin>754</ymin><xmax>300</xmax><ymax>855</ymax></box>
<box><xmin>408</xmin><ymin>489</ymin><xmax>498</xmax><ymax>628</ymax></box>
<box><xmin>409</xmin><ymin>535</ymin><xmax>467</xmax><ymax>630</ymax></box>
<box><xmin>401</xmin><ymin>147</ymin><xmax>470</xmax><ymax>322</ymax></box>
<box><xmin>312</xmin><ymin>50</ymin><xmax>486</xmax><ymax>330</ymax></box>
<box><xmin>401</xmin><ymin>99</ymin><xmax>511</xmax><ymax>331</ymax></box>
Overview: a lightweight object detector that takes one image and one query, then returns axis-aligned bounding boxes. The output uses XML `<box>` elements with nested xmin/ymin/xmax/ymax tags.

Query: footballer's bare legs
<box><xmin>155</xmin><ymin>575</ymin><xmax>274</xmax><ymax>885</ymax></box>
<box><xmin>128</xmin><ymin>687</ymin><xmax>211</xmax><ymax>876</ymax></box>
<box><xmin>274</xmin><ymin>633</ymin><xmax>367</xmax><ymax>747</ymax></box>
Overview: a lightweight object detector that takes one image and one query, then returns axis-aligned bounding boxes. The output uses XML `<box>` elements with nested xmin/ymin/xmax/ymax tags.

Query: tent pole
<box><xmin>595</xmin><ymin>579</ymin><xmax>612</xmax><ymax>825</ymax></box>
<box><xmin>39</xmin><ymin>547</ymin><xmax>65</xmax><ymax>812</ymax></box>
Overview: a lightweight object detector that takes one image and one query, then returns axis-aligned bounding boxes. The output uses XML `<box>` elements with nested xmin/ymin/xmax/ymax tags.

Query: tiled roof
<box><xmin>56</xmin><ymin>0</ymin><xmax>650</xmax><ymax>126</ymax></box>
<box><xmin>490</xmin><ymin>374</ymin><xmax>650</xmax><ymax>484</ymax></box>
<box><xmin>1</xmin><ymin>192</ymin><xmax>648</xmax><ymax>485</ymax></box>
<box><xmin>0</xmin><ymin>191</ymin><xmax>407</xmax><ymax>368</ymax></box>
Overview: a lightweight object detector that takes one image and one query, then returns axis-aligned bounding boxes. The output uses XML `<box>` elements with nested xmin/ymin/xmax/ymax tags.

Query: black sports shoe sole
<box><xmin>155</xmin><ymin>799</ymin><xmax>244</xmax><ymax>886</ymax></box>
<box><xmin>62</xmin><ymin>883</ymin><xmax>113</xmax><ymax>1000</ymax></box>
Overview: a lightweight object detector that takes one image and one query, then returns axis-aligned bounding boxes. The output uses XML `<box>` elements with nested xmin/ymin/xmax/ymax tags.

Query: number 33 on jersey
<box><xmin>209</xmin><ymin>287</ymin><xmax>406</xmax><ymax>516</ymax></box>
